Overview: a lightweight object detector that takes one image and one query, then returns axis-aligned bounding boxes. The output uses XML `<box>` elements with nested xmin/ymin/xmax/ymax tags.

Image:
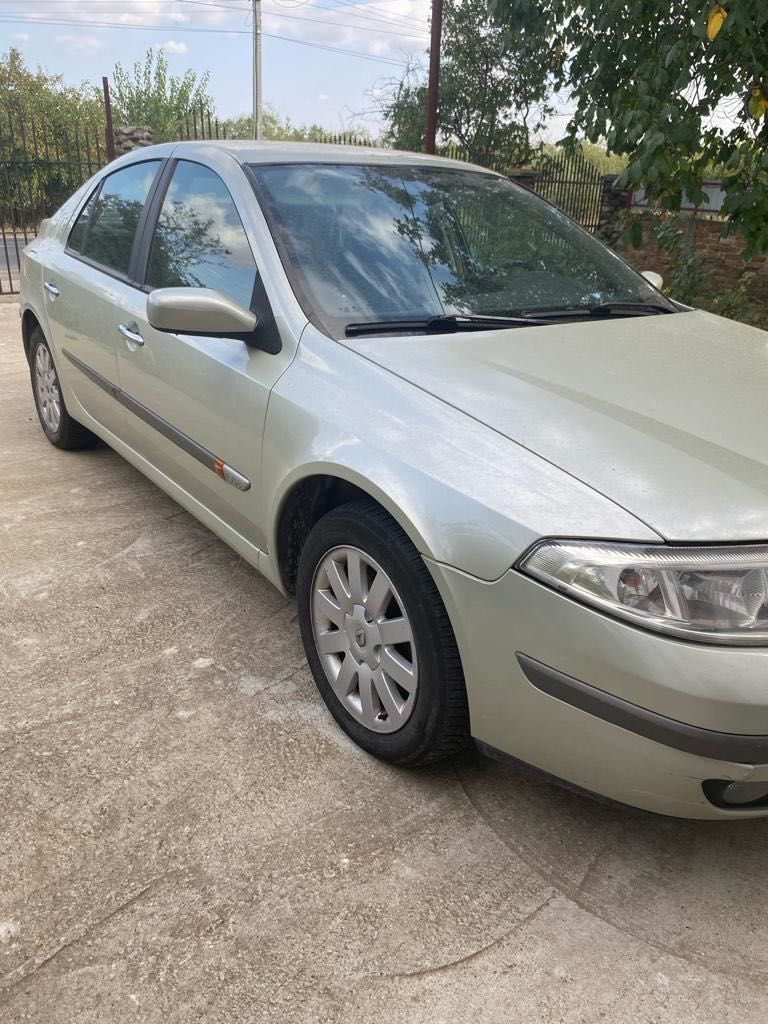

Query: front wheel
<box><xmin>297</xmin><ymin>499</ymin><xmax>470</xmax><ymax>766</ymax></box>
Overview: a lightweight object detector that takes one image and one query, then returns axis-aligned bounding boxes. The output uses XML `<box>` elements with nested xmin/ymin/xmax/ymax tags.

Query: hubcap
<box><xmin>34</xmin><ymin>344</ymin><xmax>61</xmax><ymax>434</ymax></box>
<box><xmin>310</xmin><ymin>546</ymin><xmax>418</xmax><ymax>734</ymax></box>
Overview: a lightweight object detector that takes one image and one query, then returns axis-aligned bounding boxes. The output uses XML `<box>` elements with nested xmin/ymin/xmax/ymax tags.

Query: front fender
<box><xmin>260</xmin><ymin>327</ymin><xmax>659</xmax><ymax>582</ymax></box>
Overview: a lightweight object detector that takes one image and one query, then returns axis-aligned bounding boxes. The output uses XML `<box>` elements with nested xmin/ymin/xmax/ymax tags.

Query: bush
<box><xmin>649</xmin><ymin>216</ymin><xmax>768</xmax><ymax>330</ymax></box>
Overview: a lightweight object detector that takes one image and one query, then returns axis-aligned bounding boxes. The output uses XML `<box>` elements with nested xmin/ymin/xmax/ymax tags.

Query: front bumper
<box><xmin>426</xmin><ymin>558</ymin><xmax>768</xmax><ymax>819</ymax></box>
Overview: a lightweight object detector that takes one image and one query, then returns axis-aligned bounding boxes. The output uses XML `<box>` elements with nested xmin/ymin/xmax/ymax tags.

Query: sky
<box><xmin>1</xmin><ymin>0</ymin><xmax>438</xmax><ymax>133</ymax></box>
<box><xmin>1</xmin><ymin>0</ymin><xmax>576</xmax><ymax>138</ymax></box>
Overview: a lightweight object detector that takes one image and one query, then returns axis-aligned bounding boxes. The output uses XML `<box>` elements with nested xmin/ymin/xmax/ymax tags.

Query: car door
<box><xmin>114</xmin><ymin>156</ymin><xmax>287</xmax><ymax>552</ymax></box>
<box><xmin>41</xmin><ymin>159</ymin><xmax>163</xmax><ymax>434</ymax></box>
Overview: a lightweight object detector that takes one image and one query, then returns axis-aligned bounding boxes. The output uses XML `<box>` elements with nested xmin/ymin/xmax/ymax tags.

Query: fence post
<box><xmin>102</xmin><ymin>77</ymin><xmax>116</xmax><ymax>161</ymax></box>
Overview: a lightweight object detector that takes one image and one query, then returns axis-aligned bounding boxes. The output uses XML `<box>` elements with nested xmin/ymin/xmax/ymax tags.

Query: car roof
<box><xmin>126</xmin><ymin>139</ymin><xmax>499</xmax><ymax>176</ymax></box>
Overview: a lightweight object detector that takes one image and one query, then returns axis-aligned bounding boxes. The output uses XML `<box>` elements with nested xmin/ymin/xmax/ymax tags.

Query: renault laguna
<box><xmin>19</xmin><ymin>141</ymin><xmax>768</xmax><ymax>819</ymax></box>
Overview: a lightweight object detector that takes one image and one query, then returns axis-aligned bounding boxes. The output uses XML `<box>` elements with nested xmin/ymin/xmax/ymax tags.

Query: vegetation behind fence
<box><xmin>1</xmin><ymin>104</ymin><xmax>108</xmax><ymax>232</ymax></box>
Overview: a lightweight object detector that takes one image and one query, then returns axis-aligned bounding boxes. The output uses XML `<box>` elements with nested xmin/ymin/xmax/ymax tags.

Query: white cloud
<box><xmin>317</xmin><ymin>93</ymin><xmax>330</xmax><ymax>101</ymax></box>
<box><xmin>27</xmin><ymin>0</ymin><xmax>231</xmax><ymax>30</ymax></box>
<box><xmin>13</xmin><ymin>32</ymin><xmax>30</xmax><ymax>43</ymax></box>
<box><xmin>55</xmin><ymin>34</ymin><xmax>104</xmax><ymax>55</ymax></box>
<box><xmin>156</xmin><ymin>40</ymin><xmax>189</xmax><ymax>55</ymax></box>
<box><xmin>10</xmin><ymin>0</ymin><xmax>431</xmax><ymax>63</ymax></box>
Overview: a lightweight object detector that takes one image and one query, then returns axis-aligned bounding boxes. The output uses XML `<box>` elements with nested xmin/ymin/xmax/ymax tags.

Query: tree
<box><xmin>219</xmin><ymin>108</ymin><xmax>373</xmax><ymax>142</ymax></box>
<box><xmin>380</xmin><ymin>0</ymin><xmax>553</xmax><ymax>164</ymax></box>
<box><xmin>111</xmin><ymin>48</ymin><xmax>213</xmax><ymax>142</ymax></box>
<box><xmin>0</xmin><ymin>49</ymin><xmax>105</xmax><ymax>225</ymax></box>
<box><xmin>488</xmin><ymin>1</ymin><xmax>768</xmax><ymax>254</ymax></box>
<box><xmin>0</xmin><ymin>47</ymin><xmax>102</xmax><ymax>129</ymax></box>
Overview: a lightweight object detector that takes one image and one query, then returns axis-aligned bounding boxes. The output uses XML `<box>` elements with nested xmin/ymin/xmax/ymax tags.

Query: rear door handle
<box><xmin>118</xmin><ymin>322</ymin><xmax>144</xmax><ymax>347</ymax></box>
<box><xmin>44</xmin><ymin>281</ymin><xmax>59</xmax><ymax>297</ymax></box>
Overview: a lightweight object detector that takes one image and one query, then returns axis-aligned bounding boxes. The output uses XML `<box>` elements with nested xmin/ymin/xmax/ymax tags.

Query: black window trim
<box><xmin>63</xmin><ymin>157</ymin><xmax>167</xmax><ymax>289</ymax></box>
<box><xmin>134</xmin><ymin>157</ymin><xmax>178</xmax><ymax>291</ymax></box>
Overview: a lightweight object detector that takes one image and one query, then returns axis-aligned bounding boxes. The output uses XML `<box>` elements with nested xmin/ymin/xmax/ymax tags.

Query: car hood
<box><xmin>344</xmin><ymin>310</ymin><xmax>768</xmax><ymax>542</ymax></box>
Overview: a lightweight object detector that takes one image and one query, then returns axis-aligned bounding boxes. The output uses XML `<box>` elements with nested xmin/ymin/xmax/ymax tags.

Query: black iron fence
<box><xmin>0</xmin><ymin>102</ymin><xmax>608</xmax><ymax>296</ymax></box>
<box><xmin>534</xmin><ymin>147</ymin><xmax>605</xmax><ymax>232</ymax></box>
<box><xmin>1</xmin><ymin>106</ymin><xmax>109</xmax><ymax>293</ymax></box>
<box><xmin>175</xmin><ymin>103</ymin><xmax>229</xmax><ymax>143</ymax></box>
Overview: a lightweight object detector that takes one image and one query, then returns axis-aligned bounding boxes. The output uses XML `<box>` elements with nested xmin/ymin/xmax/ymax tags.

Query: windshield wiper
<box><xmin>485</xmin><ymin>302</ymin><xmax>678</xmax><ymax>324</ymax></box>
<box><xmin>344</xmin><ymin>313</ymin><xmax>554</xmax><ymax>337</ymax></box>
<box><xmin>588</xmin><ymin>302</ymin><xmax>677</xmax><ymax>316</ymax></box>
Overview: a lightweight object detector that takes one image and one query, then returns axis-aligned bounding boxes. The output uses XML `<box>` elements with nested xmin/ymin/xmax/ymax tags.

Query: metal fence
<box><xmin>1</xmin><ymin>106</ymin><xmax>108</xmax><ymax>294</ymax></box>
<box><xmin>534</xmin><ymin>148</ymin><xmax>605</xmax><ymax>232</ymax></box>
<box><xmin>1</xmin><ymin>105</ymin><xmax>609</xmax><ymax>295</ymax></box>
<box><xmin>175</xmin><ymin>103</ymin><xmax>230</xmax><ymax>143</ymax></box>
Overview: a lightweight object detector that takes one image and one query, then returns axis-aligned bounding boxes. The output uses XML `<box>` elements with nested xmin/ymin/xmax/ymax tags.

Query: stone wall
<box><xmin>114</xmin><ymin>126</ymin><xmax>154</xmax><ymax>156</ymax></box>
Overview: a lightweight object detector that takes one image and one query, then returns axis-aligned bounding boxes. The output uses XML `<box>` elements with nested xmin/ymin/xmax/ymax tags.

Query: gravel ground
<box><xmin>2</xmin><ymin>301</ymin><xmax>768</xmax><ymax>1023</ymax></box>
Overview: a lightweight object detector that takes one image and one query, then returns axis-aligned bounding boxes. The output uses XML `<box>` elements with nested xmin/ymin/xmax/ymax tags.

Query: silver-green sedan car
<box><xmin>20</xmin><ymin>141</ymin><xmax>768</xmax><ymax>819</ymax></box>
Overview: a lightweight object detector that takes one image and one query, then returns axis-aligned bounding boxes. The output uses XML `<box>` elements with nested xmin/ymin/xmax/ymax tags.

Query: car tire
<box><xmin>297</xmin><ymin>499</ymin><xmax>471</xmax><ymax>766</ymax></box>
<box><xmin>29</xmin><ymin>327</ymin><xmax>98</xmax><ymax>450</ymax></box>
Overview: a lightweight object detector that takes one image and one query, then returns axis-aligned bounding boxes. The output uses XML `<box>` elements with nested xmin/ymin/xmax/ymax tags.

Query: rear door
<box><xmin>114</xmin><ymin>156</ymin><xmax>287</xmax><ymax>551</ymax></box>
<box><xmin>41</xmin><ymin>159</ymin><xmax>163</xmax><ymax>434</ymax></box>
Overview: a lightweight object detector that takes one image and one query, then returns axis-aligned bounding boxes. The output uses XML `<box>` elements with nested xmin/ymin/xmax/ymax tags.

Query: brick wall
<box><xmin>594</xmin><ymin>176</ymin><xmax>768</xmax><ymax>294</ymax></box>
<box><xmin>613</xmin><ymin>217</ymin><xmax>768</xmax><ymax>293</ymax></box>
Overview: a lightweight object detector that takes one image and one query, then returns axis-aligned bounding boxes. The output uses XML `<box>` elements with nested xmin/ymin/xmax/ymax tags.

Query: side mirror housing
<box><xmin>641</xmin><ymin>270</ymin><xmax>664</xmax><ymax>291</ymax></box>
<box><xmin>147</xmin><ymin>287</ymin><xmax>258</xmax><ymax>338</ymax></box>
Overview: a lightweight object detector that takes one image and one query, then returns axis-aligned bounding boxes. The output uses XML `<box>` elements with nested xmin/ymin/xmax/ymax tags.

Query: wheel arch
<box><xmin>21</xmin><ymin>306</ymin><xmax>42</xmax><ymax>364</ymax></box>
<box><xmin>273</xmin><ymin>467</ymin><xmax>434</xmax><ymax>597</ymax></box>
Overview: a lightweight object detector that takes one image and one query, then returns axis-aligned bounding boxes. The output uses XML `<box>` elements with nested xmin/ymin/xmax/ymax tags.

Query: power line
<box><xmin>0</xmin><ymin>13</ymin><xmax>411</xmax><ymax>64</ymax></box>
<box><xmin>269</xmin><ymin>7</ymin><xmax>428</xmax><ymax>37</ymax></box>
<box><xmin>307</xmin><ymin>2</ymin><xmax>424</xmax><ymax>34</ymax></box>
<box><xmin>0</xmin><ymin>2</ymin><xmax>428</xmax><ymax>38</ymax></box>
<box><xmin>327</xmin><ymin>0</ymin><xmax>425</xmax><ymax>29</ymax></box>
<box><xmin>0</xmin><ymin>0</ymin><xmax>425</xmax><ymax>26</ymax></box>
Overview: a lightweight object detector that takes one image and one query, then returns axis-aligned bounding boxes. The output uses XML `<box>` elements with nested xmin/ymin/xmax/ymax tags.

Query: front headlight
<box><xmin>517</xmin><ymin>540</ymin><xmax>768</xmax><ymax>645</ymax></box>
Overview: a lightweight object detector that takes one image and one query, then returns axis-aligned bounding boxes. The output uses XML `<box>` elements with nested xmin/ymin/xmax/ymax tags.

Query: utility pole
<box><xmin>252</xmin><ymin>0</ymin><xmax>262</xmax><ymax>140</ymax></box>
<box><xmin>425</xmin><ymin>0</ymin><xmax>442</xmax><ymax>154</ymax></box>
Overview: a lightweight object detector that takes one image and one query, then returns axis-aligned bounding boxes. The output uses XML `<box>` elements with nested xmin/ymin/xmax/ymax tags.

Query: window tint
<box><xmin>67</xmin><ymin>185</ymin><xmax>100</xmax><ymax>253</ymax></box>
<box><xmin>71</xmin><ymin>161</ymin><xmax>160</xmax><ymax>276</ymax></box>
<box><xmin>147</xmin><ymin>161</ymin><xmax>257</xmax><ymax>310</ymax></box>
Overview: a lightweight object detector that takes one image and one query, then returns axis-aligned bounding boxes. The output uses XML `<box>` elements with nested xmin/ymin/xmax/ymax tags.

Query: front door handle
<box><xmin>118</xmin><ymin>322</ymin><xmax>144</xmax><ymax>348</ymax></box>
<box><xmin>44</xmin><ymin>281</ymin><xmax>60</xmax><ymax>297</ymax></box>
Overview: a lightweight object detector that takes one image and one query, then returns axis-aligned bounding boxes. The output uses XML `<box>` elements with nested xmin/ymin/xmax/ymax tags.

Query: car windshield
<box><xmin>249</xmin><ymin>162</ymin><xmax>675</xmax><ymax>338</ymax></box>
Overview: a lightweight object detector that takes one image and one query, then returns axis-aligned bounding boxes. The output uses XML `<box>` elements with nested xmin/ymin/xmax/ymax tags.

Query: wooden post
<box><xmin>102</xmin><ymin>77</ymin><xmax>116</xmax><ymax>161</ymax></box>
<box><xmin>425</xmin><ymin>0</ymin><xmax>443</xmax><ymax>154</ymax></box>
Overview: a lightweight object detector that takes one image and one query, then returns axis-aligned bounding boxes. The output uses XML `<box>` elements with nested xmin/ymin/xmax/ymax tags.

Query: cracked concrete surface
<box><xmin>2</xmin><ymin>302</ymin><xmax>768</xmax><ymax>1023</ymax></box>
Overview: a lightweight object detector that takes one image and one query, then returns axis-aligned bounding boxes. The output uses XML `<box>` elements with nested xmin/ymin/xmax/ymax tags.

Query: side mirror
<box><xmin>147</xmin><ymin>287</ymin><xmax>258</xmax><ymax>337</ymax></box>
<box><xmin>641</xmin><ymin>270</ymin><xmax>664</xmax><ymax>291</ymax></box>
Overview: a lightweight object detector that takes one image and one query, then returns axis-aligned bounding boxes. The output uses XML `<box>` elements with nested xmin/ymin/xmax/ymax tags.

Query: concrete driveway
<box><xmin>2</xmin><ymin>300</ymin><xmax>768</xmax><ymax>1023</ymax></box>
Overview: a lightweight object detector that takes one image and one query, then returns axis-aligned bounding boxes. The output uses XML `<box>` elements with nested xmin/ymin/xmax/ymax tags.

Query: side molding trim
<box><xmin>62</xmin><ymin>348</ymin><xmax>251</xmax><ymax>492</ymax></box>
<box><xmin>517</xmin><ymin>652</ymin><xmax>768</xmax><ymax>763</ymax></box>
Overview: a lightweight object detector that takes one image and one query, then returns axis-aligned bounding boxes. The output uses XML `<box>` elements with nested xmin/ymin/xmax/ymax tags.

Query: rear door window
<box><xmin>68</xmin><ymin>160</ymin><xmax>161</xmax><ymax>277</ymax></box>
